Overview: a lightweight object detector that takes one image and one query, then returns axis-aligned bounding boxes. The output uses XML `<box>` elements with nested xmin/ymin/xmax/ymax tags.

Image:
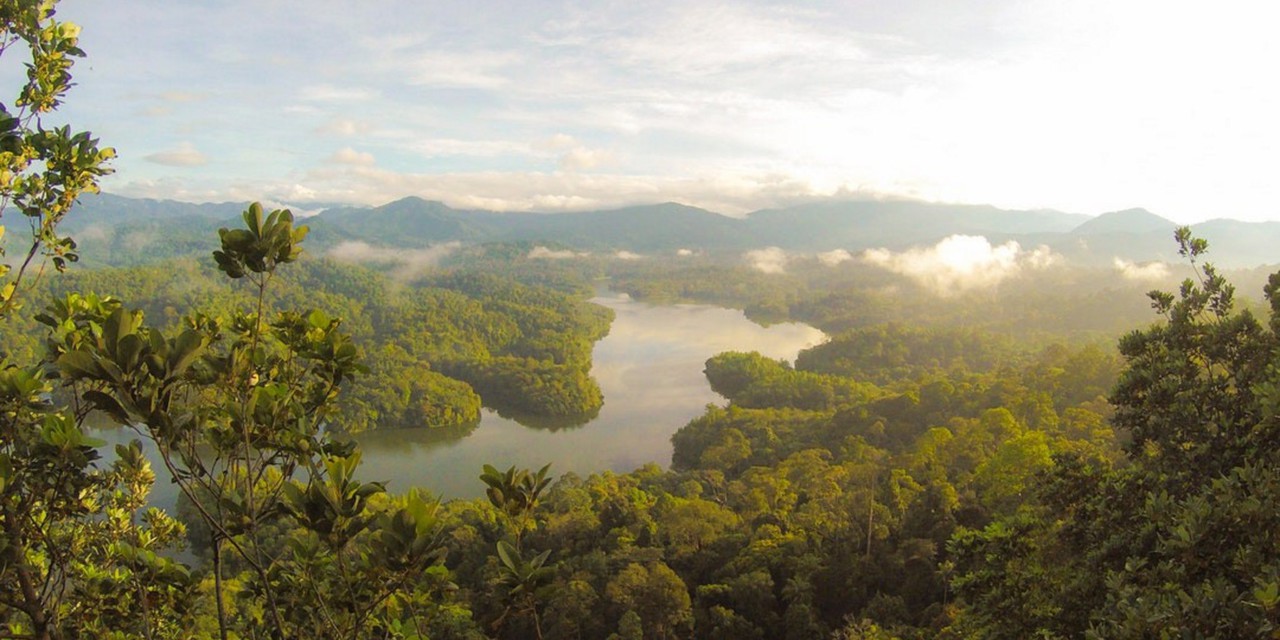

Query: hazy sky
<box><xmin>22</xmin><ymin>1</ymin><xmax>1280</xmax><ymax>221</ymax></box>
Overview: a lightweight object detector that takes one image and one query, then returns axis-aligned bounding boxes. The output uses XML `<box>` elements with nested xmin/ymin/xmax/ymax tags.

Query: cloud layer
<box><xmin>862</xmin><ymin>235</ymin><xmax>1058</xmax><ymax>293</ymax></box>
<box><xmin>55</xmin><ymin>1</ymin><xmax>1280</xmax><ymax>222</ymax></box>
<box><xmin>326</xmin><ymin>240</ymin><xmax>460</xmax><ymax>280</ymax></box>
<box><xmin>528</xmin><ymin>246</ymin><xmax>588</xmax><ymax>260</ymax></box>
<box><xmin>745</xmin><ymin>247</ymin><xmax>788</xmax><ymax>274</ymax></box>
<box><xmin>817</xmin><ymin>249</ymin><xmax>853</xmax><ymax>266</ymax></box>
<box><xmin>1113</xmin><ymin>257</ymin><xmax>1169</xmax><ymax>282</ymax></box>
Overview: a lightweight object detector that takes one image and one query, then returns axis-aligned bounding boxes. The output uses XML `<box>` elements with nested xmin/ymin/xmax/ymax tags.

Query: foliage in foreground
<box><xmin>951</xmin><ymin>229</ymin><xmax>1280</xmax><ymax>637</ymax></box>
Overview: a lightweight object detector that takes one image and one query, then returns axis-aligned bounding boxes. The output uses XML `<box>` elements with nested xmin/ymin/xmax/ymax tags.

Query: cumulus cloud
<box><xmin>326</xmin><ymin>240</ymin><xmax>460</xmax><ymax>280</ymax></box>
<box><xmin>144</xmin><ymin>142</ymin><xmax>207</xmax><ymax>167</ymax></box>
<box><xmin>817</xmin><ymin>249</ymin><xmax>853</xmax><ymax>266</ymax></box>
<box><xmin>528</xmin><ymin>246</ymin><xmax>588</xmax><ymax>259</ymax></box>
<box><xmin>862</xmin><ymin>235</ymin><xmax>1058</xmax><ymax>293</ymax></box>
<box><xmin>1114</xmin><ymin>257</ymin><xmax>1169</xmax><ymax>281</ymax></box>
<box><xmin>327</xmin><ymin>147</ymin><xmax>376</xmax><ymax>166</ymax></box>
<box><xmin>676</xmin><ymin>248</ymin><xmax>695</xmax><ymax>257</ymax></box>
<box><xmin>614</xmin><ymin>250</ymin><xmax>642</xmax><ymax>260</ymax></box>
<box><xmin>531</xmin><ymin>134</ymin><xmax>612</xmax><ymax>172</ymax></box>
<box><xmin>745</xmin><ymin>246</ymin><xmax>788</xmax><ymax>274</ymax></box>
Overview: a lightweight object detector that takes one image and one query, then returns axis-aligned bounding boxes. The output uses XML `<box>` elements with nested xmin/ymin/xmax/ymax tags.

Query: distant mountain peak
<box><xmin>1072</xmin><ymin>208</ymin><xmax>1177</xmax><ymax>235</ymax></box>
<box><xmin>381</xmin><ymin>195</ymin><xmax>446</xmax><ymax>208</ymax></box>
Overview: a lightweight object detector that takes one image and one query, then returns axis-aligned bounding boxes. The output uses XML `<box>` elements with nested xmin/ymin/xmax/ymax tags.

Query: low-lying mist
<box><xmin>861</xmin><ymin>235</ymin><xmax>1059</xmax><ymax>294</ymax></box>
<box><xmin>326</xmin><ymin>240</ymin><xmax>461</xmax><ymax>280</ymax></box>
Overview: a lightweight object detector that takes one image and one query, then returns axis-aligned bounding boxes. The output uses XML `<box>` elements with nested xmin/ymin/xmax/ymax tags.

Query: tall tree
<box><xmin>952</xmin><ymin>229</ymin><xmax>1280</xmax><ymax>637</ymax></box>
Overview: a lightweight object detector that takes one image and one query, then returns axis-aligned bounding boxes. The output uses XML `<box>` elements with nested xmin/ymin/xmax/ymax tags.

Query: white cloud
<box><xmin>528</xmin><ymin>246</ymin><xmax>587</xmax><ymax>259</ymax></box>
<box><xmin>745</xmin><ymin>246</ymin><xmax>788</xmax><ymax>274</ymax></box>
<box><xmin>531</xmin><ymin>134</ymin><xmax>614</xmax><ymax>172</ymax></box>
<box><xmin>560</xmin><ymin>146</ymin><xmax>613</xmax><ymax>171</ymax></box>
<box><xmin>614</xmin><ymin>250</ymin><xmax>642</xmax><ymax>260</ymax></box>
<box><xmin>817</xmin><ymin>249</ymin><xmax>853</xmax><ymax>266</ymax></box>
<box><xmin>327</xmin><ymin>147</ymin><xmax>376</xmax><ymax>166</ymax></box>
<box><xmin>143</xmin><ymin>142</ymin><xmax>207</xmax><ymax>167</ymax></box>
<box><xmin>676</xmin><ymin>248</ymin><xmax>695</xmax><ymax>257</ymax></box>
<box><xmin>326</xmin><ymin>240</ymin><xmax>460</xmax><ymax>280</ymax></box>
<box><xmin>1113</xmin><ymin>257</ymin><xmax>1169</xmax><ymax>282</ymax></box>
<box><xmin>259</xmin><ymin>200</ymin><xmax>325</xmax><ymax>219</ymax></box>
<box><xmin>862</xmin><ymin>235</ymin><xmax>1058</xmax><ymax>293</ymax></box>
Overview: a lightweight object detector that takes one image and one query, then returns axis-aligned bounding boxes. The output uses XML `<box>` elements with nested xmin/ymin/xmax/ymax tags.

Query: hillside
<box><xmin>58</xmin><ymin>193</ymin><xmax>1280</xmax><ymax>268</ymax></box>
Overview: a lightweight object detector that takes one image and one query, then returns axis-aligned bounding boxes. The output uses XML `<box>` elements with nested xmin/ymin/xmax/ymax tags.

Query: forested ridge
<box><xmin>0</xmin><ymin>256</ymin><xmax>614</xmax><ymax>431</ymax></box>
<box><xmin>5</xmin><ymin>5</ymin><xmax>1280</xmax><ymax>639</ymax></box>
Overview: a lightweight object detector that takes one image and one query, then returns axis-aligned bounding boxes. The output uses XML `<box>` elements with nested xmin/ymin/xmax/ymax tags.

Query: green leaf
<box><xmin>83</xmin><ymin>389</ymin><xmax>131</xmax><ymax>424</ymax></box>
<box><xmin>496</xmin><ymin>540</ymin><xmax>518</xmax><ymax>572</ymax></box>
<box><xmin>57</xmin><ymin>349</ymin><xmax>103</xmax><ymax>380</ymax></box>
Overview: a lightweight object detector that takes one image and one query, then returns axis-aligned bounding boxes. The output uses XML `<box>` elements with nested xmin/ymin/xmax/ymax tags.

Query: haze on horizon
<box><xmin>30</xmin><ymin>0</ymin><xmax>1280</xmax><ymax>223</ymax></box>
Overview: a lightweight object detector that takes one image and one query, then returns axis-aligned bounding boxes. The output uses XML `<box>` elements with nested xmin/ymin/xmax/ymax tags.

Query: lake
<box><xmin>93</xmin><ymin>292</ymin><xmax>826</xmax><ymax>506</ymax></box>
<box><xmin>354</xmin><ymin>291</ymin><xmax>826</xmax><ymax>498</ymax></box>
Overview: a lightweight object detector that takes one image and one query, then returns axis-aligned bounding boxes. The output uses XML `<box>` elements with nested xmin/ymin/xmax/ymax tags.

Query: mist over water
<box><xmin>355</xmin><ymin>291</ymin><xmax>826</xmax><ymax>499</ymax></box>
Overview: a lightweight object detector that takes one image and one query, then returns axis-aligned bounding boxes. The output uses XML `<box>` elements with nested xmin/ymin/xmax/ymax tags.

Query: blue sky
<box><xmin>28</xmin><ymin>0</ymin><xmax>1280</xmax><ymax>221</ymax></box>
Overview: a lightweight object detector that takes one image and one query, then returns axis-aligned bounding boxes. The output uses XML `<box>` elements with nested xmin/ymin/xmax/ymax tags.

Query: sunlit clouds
<box><xmin>528</xmin><ymin>246</ymin><xmax>588</xmax><ymax>260</ymax></box>
<box><xmin>817</xmin><ymin>249</ymin><xmax>854</xmax><ymax>266</ymax></box>
<box><xmin>862</xmin><ymin>235</ymin><xmax>1059</xmax><ymax>293</ymax></box>
<box><xmin>1113</xmin><ymin>257</ymin><xmax>1170</xmax><ymax>282</ymax></box>
<box><xmin>52</xmin><ymin>1</ymin><xmax>1280</xmax><ymax>221</ymax></box>
<box><xmin>745</xmin><ymin>247</ymin><xmax>788</xmax><ymax>274</ymax></box>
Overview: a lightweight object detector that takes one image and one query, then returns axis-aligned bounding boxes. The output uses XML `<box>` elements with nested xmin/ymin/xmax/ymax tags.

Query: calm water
<box><xmin>94</xmin><ymin>293</ymin><xmax>825</xmax><ymax>505</ymax></box>
<box><xmin>355</xmin><ymin>292</ymin><xmax>825</xmax><ymax>498</ymax></box>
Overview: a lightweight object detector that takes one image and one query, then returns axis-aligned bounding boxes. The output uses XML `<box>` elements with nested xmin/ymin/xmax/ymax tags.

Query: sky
<box><xmin>16</xmin><ymin>0</ymin><xmax>1280</xmax><ymax>221</ymax></box>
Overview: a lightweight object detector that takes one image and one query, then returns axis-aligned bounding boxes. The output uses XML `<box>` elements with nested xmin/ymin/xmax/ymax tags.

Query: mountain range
<box><xmin>56</xmin><ymin>193</ymin><xmax>1280</xmax><ymax>268</ymax></box>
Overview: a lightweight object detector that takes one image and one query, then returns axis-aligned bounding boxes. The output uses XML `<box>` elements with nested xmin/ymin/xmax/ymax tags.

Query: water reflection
<box><xmin>487</xmin><ymin>405</ymin><xmax>600</xmax><ymax>431</ymax></box>
<box><xmin>354</xmin><ymin>292</ymin><xmax>825</xmax><ymax>499</ymax></box>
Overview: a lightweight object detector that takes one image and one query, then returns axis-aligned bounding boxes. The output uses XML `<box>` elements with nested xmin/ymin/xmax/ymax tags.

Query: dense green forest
<box><xmin>0</xmin><ymin>256</ymin><xmax>613</xmax><ymax>431</ymax></box>
<box><xmin>6</xmin><ymin>5</ymin><xmax>1280</xmax><ymax>639</ymax></box>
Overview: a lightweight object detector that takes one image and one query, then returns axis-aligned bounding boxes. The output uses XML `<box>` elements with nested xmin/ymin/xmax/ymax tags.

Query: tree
<box><xmin>53</xmin><ymin>205</ymin><xmax>448</xmax><ymax>638</ymax></box>
<box><xmin>0</xmin><ymin>1</ymin><xmax>114</xmax><ymax>315</ymax></box>
<box><xmin>0</xmin><ymin>6</ymin><xmax>175</xmax><ymax>638</ymax></box>
<box><xmin>606</xmin><ymin>562</ymin><xmax>693</xmax><ymax>640</ymax></box>
<box><xmin>951</xmin><ymin>229</ymin><xmax>1280</xmax><ymax>637</ymax></box>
